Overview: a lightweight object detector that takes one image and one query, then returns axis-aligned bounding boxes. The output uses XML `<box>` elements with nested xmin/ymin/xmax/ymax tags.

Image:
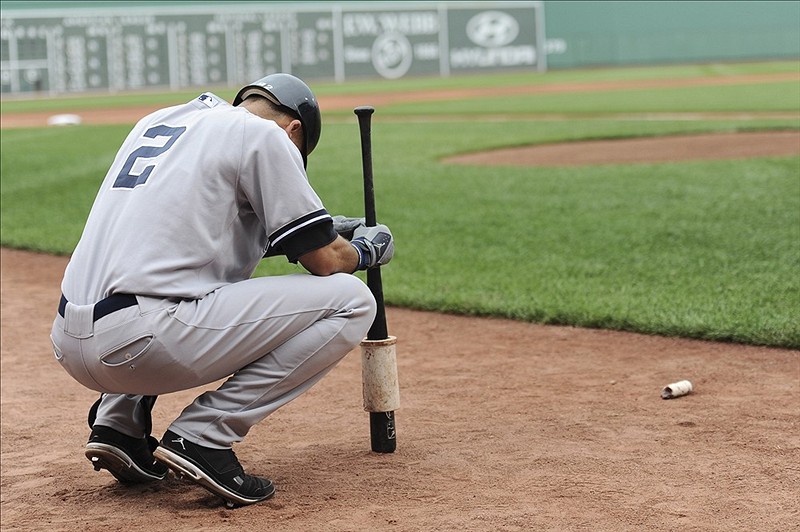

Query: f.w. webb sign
<box><xmin>339</xmin><ymin>3</ymin><xmax>544</xmax><ymax>80</ymax></box>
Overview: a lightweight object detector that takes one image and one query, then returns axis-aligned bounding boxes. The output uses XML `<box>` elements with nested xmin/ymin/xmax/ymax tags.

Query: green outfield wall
<box><xmin>543</xmin><ymin>0</ymin><xmax>800</xmax><ymax>69</ymax></box>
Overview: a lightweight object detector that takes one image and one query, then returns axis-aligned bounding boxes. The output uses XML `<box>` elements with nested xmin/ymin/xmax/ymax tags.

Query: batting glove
<box><xmin>351</xmin><ymin>224</ymin><xmax>394</xmax><ymax>270</ymax></box>
<box><xmin>331</xmin><ymin>215</ymin><xmax>366</xmax><ymax>240</ymax></box>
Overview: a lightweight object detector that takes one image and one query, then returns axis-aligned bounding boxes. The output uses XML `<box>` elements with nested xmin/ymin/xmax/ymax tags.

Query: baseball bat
<box><xmin>354</xmin><ymin>105</ymin><xmax>398</xmax><ymax>453</ymax></box>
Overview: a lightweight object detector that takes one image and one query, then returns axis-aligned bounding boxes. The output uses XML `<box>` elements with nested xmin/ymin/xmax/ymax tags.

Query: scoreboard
<box><xmin>1</xmin><ymin>2</ymin><xmax>543</xmax><ymax>95</ymax></box>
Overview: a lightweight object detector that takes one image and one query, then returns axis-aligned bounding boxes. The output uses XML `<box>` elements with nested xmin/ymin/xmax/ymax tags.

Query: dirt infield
<box><xmin>2</xmin><ymin>249</ymin><xmax>798</xmax><ymax>532</ymax></box>
<box><xmin>2</xmin><ymin>74</ymin><xmax>799</xmax><ymax>531</ymax></box>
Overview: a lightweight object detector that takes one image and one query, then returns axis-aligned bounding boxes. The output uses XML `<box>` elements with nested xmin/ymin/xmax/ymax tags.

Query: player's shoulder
<box><xmin>131</xmin><ymin>93</ymin><xmax>232</xmax><ymax>127</ymax></box>
<box><xmin>236</xmin><ymin>110</ymin><xmax>305</xmax><ymax>172</ymax></box>
<box><xmin>190</xmin><ymin>92</ymin><xmax>272</xmax><ymax>132</ymax></box>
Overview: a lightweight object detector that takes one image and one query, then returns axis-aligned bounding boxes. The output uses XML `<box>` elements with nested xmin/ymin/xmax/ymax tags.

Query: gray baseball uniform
<box><xmin>50</xmin><ymin>92</ymin><xmax>376</xmax><ymax>449</ymax></box>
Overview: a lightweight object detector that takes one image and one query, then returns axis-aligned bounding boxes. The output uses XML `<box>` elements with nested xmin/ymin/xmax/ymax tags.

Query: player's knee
<box><xmin>341</xmin><ymin>273</ymin><xmax>376</xmax><ymax>317</ymax></box>
<box><xmin>353</xmin><ymin>277</ymin><xmax>377</xmax><ymax>323</ymax></box>
<box><xmin>331</xmin><ymin>273</ymin><xmax>376</xmax><ymax>340</ymax></box>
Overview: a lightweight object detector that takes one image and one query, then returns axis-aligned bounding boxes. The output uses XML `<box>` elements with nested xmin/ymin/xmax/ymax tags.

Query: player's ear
<box><xmin>284</xmin><ymin>119</ymin><xmax>304</xmax><ymax>152</ymax></box>
<box><xmin>286</xmin><ymin>119</ymin><xmax>302</xmax><ymax>136</ymax></box>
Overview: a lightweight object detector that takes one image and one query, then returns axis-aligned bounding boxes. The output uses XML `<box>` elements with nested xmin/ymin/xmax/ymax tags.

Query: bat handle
<box><xmin>367</xmin><ymin>268</ymin><xmax>388</xmax><ymax>340</ymax></box>
<box><xmin>370</xmin><ymin>412</ymin><xmax>397</xmax><ymax>453</ymax></box>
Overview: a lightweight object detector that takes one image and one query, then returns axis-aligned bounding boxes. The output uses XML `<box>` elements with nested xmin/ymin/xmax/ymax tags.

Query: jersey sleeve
<box><xmin>264</xmin><ymin>219</ymin><xmax>337</xmax><ymax>262</ymax></box>
<box><xmin>237</xmin><ymin>113</ymin><xmax>334</xmax><ymax>262</ymax></box>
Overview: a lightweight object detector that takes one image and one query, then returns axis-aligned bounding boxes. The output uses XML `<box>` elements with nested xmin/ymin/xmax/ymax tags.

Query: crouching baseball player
<box><xmin>50</xmin><ymin>73</ymin><xmax>394</xmax><ymax>508</ymax></box>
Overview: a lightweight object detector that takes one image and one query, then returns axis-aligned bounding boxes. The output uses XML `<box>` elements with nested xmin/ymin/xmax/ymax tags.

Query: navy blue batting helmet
<box><xmin>234</xmin><ymin>73</ymin><xmax>321</xmax><ymax>168</ymax></box>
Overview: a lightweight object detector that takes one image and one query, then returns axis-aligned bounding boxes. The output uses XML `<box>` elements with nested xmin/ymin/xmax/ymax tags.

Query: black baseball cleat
<box><xmin>153</xmin><ymin>430</ymin><xmax>275</xmax><ymax>508</ymax></box>
<box><xmin>85</xmin><ymin>425</ymin><xmax>168</xmax><ymax>484</ymax></box>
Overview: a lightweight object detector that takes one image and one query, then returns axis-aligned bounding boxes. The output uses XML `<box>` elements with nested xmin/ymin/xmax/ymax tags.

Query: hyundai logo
<box><xmin>466</xmin><ymin>11</ymin><xmax>519</xmax><ymax>48</ymax></box>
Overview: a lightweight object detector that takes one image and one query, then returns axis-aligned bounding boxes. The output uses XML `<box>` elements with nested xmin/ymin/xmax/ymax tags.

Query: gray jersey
<box><xmin>62</xmin><ymin>92</ymin><xmax>330</xmax><ymax>304</ymax></box>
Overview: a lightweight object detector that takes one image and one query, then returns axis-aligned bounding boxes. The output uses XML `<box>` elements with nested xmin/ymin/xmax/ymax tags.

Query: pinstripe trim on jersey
<box><xmin>269</xmin><ymin>209</ymin><xmax>331</xmax><ymax>247</ymax></box>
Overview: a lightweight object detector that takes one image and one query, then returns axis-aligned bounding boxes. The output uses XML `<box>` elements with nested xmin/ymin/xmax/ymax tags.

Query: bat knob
<box><xmin>354</xmin><ymin>106</ymin><xmax>375</xmax><ymax>116</ymax></box>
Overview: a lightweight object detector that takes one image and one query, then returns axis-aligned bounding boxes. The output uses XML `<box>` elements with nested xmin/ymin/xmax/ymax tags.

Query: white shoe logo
<box><xmin>172</xmin><ymin>437</ymin><xmax>186</xmax><ymax>451</ymax></box>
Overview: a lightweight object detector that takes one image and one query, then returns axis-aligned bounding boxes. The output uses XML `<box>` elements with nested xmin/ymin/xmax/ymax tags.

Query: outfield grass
<box><xmin>379</xmin><ymin>81</ymin><xmax>800</xmax><ymax>116</ymax></box>
<box><xmin>1</xmin><ymin>62</ymin><xmax>798</xmax><ymax>347</ymax></box>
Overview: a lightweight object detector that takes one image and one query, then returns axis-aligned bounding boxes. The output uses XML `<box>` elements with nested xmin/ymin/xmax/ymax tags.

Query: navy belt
<box><xmin>58</xmin><ymin>293</ymin><xmax>138</xmax><ymax>322</ymax></box>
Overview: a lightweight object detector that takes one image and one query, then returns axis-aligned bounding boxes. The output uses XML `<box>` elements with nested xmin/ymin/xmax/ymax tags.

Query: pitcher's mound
<box><xmin>444</xmin><ymin>130</ymin><xmax>800</xmax><ymax>167</ymax></box>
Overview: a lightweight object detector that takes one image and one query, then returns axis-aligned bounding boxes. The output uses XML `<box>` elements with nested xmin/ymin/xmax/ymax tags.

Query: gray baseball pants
<box><xmin>50</xmin><ymin>273</ymin><xmax>376</xmax><ymax>449</ymax></box>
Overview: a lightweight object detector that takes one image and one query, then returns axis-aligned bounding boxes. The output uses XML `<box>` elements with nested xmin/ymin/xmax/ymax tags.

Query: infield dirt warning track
<box><xmin>1</xmin><ymin>243</ymin><xmax>798</xmax><ymax>531</ymax></box>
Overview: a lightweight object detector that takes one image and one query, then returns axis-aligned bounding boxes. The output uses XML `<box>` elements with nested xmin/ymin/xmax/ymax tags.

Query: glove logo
<box><xmin>373</xmin><ymin>232</ymin><xmax>390</xmax><ymax>250</ymax></box>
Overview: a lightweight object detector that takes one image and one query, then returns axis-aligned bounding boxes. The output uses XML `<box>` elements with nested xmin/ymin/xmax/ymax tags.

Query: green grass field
<box><xmin>2</xmin><ymin>61</ymin><xmax>798</xmax><ymax>347</ymax></box>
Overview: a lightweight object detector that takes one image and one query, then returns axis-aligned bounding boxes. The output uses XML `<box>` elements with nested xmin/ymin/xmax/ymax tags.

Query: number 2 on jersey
<box><xmin>113</xmin><ymin>125</ymin><xmax>187</xmax><ymax>189</ymax></box>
